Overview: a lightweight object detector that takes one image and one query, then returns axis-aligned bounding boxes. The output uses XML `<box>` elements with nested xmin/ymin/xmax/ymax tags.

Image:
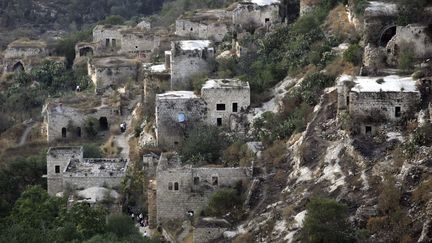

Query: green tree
<box><xmin>84</xmin><ymin>117</ymin><xmax>100</xmax><ymax>138</ymax></box>
<box><xmin>83</xmin><ymin>143</ymin><xmax>104</xmax><ymax>158</ymax></box>
<box><xmin>343</xmin><ymin>44</ymin><xmax>363</xmax><ymax>65</ymax></box>
<box><xmin>301</xmin><ymin>197</ymin><xmax>354</xmax><ymax>243</ymax></box>
<box><xmin>204</xmin><ymin>188</ymin><xmax>243</xmax><ymax>217</ymax></box>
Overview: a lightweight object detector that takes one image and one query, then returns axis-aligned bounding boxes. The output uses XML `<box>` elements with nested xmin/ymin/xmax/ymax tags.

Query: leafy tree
<box><xmin>84</xmin><ymin>117</ymin><xmax>100</xmax><ymax>138</ymax></box>
<box><xmin>180</xmin><ymin>125</ymin><xmax>227</xmax><ymax>164</ymax></box>
<box><xmin>301</xmin><ymin>197</ymin><xmax>354</xmax><ymax>243</ymax></box>
<box><xmin>343</xmin><ymin>44</ymin><xmax>363</xmax><ymax>65</ymax></box>
<box><xmin>204</xmin><ymin>188</ymin><xmax>243</xmax><ymax>217</ymax></box>
<box><xmin>83</xmin><ymin>143</ymin><xmax>104</xmax><ymax>158</ymax></box>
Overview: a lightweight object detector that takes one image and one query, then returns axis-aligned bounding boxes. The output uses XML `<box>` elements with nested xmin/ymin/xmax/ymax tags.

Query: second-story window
<box><xmin>216</xmin><ymin>104</ymin><xmax>226</xmax><ymax>111</ymax></box>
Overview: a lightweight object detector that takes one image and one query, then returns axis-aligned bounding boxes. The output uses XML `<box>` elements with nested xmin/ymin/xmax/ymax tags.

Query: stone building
<box><xmin>93</xmin><ymin>25</ymin><xmax>126</xmax><ymax>53</ymax></box>
<box><xmin>2</xmin><ymin>39</ymin><xmax>49</xmax><ymax>73</ymax></box>
<box><xmin>155</xmin><ymin>91</ymin><xmax>207</xmax><ymax>149</ymax></box>
<box><xmin>155</xmin><ymin>79</ymin><xmax>251</xmax><ymax>148</ymax></box>
<box><xmin>153</xmin><ymin>153</ymin><xmax>252</xmax><ymax>224</ymax></box>
<box><xmin>88</xmin><ymin>56</ymin><xmax>139</xmax><ymax>93</ymax></box>
<box><xmin>175</xmin><ymin>9</ymin><xmax>233</xmax><ymax>42</ymax></box>
<box><xmin>43</xmin><ymin>98</ymin><xmax>121</xmax><ymax>142</ymax></box>
<box><xmin>201</xmin><ymin>79</ymin><xmax>250</xmax><ymax>128</ymax></box>
<box><xmin>232</xmin><ymin>0</ymin><xmax>281</xmax><ymax>32</ymax></box>
<box><xmin>337</xmin><ymin>75</ymin><xmax>420</xmax><ymax>134</ymax></box>
<box><xmin>169</xmin><ymin>40</ymin><xmax>215</xmax><ymax>90</ymax></box>
<box><xmin>46</xmin><ymin>146</ymin><xmax>128</xmax><ymax>196</ymax></box>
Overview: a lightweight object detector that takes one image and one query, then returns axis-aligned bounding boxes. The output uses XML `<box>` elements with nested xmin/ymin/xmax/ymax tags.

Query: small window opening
<box><xmin>365</xmin><ymin>126</ymin><xmax>372</xmax><ymax>135</ymax></box>
<box><xmin>232</xmin><ymin>103</ymin><xmax>238</xmax><ymax>112</ymax></box>
<box><xmin>168</xmin><ymin>182</ymin><xmax>173</xmax><ymax>190</ymax></box>
<box><xmin>194</xmin><ymin>177</ymin><xmax>200</xmax><ymax>185</ymax></box>
<box><xmin>76</xmin><ymin>127</ymin><xmax>81</xmax><ymax>137</ymax></box>
<box><xmin>395</xmin><ymin>106</ymin><xmax>401</xmax><ymax>118</ymax></box>
<box><xmin>174</xmin><ymin>182</ymin><xmax>179</xmax><ymax>190</ymax></box>
<box><xmin>62</xmin><ymin>127</ymin><xmax>67</xmax><ymax>138</ymax></box>
<box><xmin>55</xmin><ymin>165</ymin><xmax>60</xmax><ymax>174</ymax></box>
<box><xmin>212</xmin><ymin>176</ymin><xmax>218</xmax><ymax>186</ymax></box>
<box><xmin>216</xmin><ymin>104</ymin><xmax>226</xmax><ymax>111</ymax></box>
<box><xmin>265</xmin><ymin>18</ymin><xmax>270</xmax><ymax>23</ymax></box>
<box><xmin>105</xmin><ymin>39</ymin><xmax>110</xmax><ymax>47</ymax></box>
<box><xmin>217</xmin><ymin>118</ymin><xmax>222</xmax><ymax>126</ymax></box>
<box><xmin>112</xmin><ymin>39</ymin><xmax>117</xmax><ymax>47</ymax></box>
<box><xmin>190</xmin><ymin>27</ymin><xmax>193</xmax><ymax>31</ymax></box>
<box><xmin>346</xmin><ymin>96</ymin><xmax>350</xmax><ymax>107</ymax></box>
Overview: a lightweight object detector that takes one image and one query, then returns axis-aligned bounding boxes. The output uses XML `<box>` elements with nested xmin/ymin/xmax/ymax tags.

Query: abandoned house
<box><xmin>337</xmin><ymin>75</ymin><xmax>420</xmax><ymax>135</ymax></box>
<box><xmin>143</xmin><ymin>63</ymin><xmax>171</xmax><ymax>111</ymax></box>
<box><xmin>46</xmin><ymin>146</ymin><xmax>128</xmax><ymax>196</ymax></box>
<box><xmin>155</xmin><ymin>79</ymin><xmax>251</xmax><ymax>148</ymax></box>
<box><xmin>2</xmin><ymin>38</ymin><xmax>61</xmax><ymax>73</ymax></box>
<box><xmin>43</xmin><ymin>98</ymin><xmax>121</xmax><ymax>142</ymax></box>
<box><xmin>88</xmin><ymin>56</ymin><xmax>139</xmax><ymax>93</ymax></box>
<box><xmin>175</xmin><ymin>9</ymin><xmax>233</xmax><ymax>42</ymax></box>
<box><xmin>150</xmin><ymin>152</ymin><xmax>252</xmax><ymax>225</ymax></box>
<box><xmin>169</xmin><ymin>40</ymin><xmax>215</xmax><ymax>90</ymax></box>
<box><xmin>232</xmin><ymin>0</ymin><xmax>281</xmax><ymax>32</ymax></box>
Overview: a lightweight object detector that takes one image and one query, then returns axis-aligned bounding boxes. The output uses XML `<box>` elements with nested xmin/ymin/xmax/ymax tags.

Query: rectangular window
<box><xmin>395</xmin><ymin>106</ymin><xmax>401</xmax><ymax>118</ymax></box>
<box><xmin>365</xmin><ymin>126</ymin><xmax>372</xmax><ymax>135</ymax></box>
<box><xmin>216</xmin><ymin>104</ymin><xmax>226</xmax><ymax>111</ymax></box>
<box><xmin>105</xmin><ymin>39</ymin><xmax>110</xmax><ymax>47</ymax></box>
<box><xmin>168</xmin><ymin>182</ymin><xmax>173</xmax><ymax>190</ymax></box>
<box><xmin>265</xmin><ymin>18</ymin><xmax>270</xmax><ymax>23</ymax></box>
<box><xmin>193</xmin><ymin>177</ymin><xmax>200</xmax><ymax>185</ymax></box>
<box><xmin>346</xmin><ymin>96</ymin><xmax>350</xmax><ymax>107</ymax></box>
<box><xmin>174</xmin><ymin>182</ymin><xmax>179</xmax><ymax>191</ymax></box>
<box><xmin>217</xmin><ymin>118</ymin><xmax>222</xmax><ymax>126</ymax></box>
<box><xmin>112</xmin><ymin>39</ymin><xmax>117</xmax><ymax>47</ymax></box>
<box><xmin>232</xmin><ymin>103</ymin><xmax>238</xmax><ymax>112</ymax></box>
<box><xmin>55</xmin><ymin>165</ymin><xmax>60</xmax><ymax>174</ymax></box>
<box><xmin>212</xmin><ymin>176</ymin><xmax>218</xmax><ymax>186</ymax></box>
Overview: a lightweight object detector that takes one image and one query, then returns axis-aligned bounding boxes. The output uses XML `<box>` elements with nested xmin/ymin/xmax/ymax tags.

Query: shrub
<box><xmin>412</xmin><ymin>123</ymin><xmax>432</xmax><ymax>146</ymax></box>
<box><xmin>412</xmin><ymin>179</ymin><xmax>432</xmax><ymax>204</ymax></box>
<box><xmin>398</xmin><ymin>46</ymin><xmax>415</xmax><ymax>71</ymax></box>
<box><xmin>83</xmin><ymin>144</ymin><xmax>103</xmax><ymax>158</ymax></box>
<box><xmin>301</xmin><ymin>197</ymin><xmax>354</xmax><ymax>243</ymax></box>
<box><xmin>203</xmin><ymin>188</ymin><xmax>243</xmax><ymax>218</ymax></box>
<box><xmin>343</xmin><ymin>44</ymin><xmax>363</xmax><ymax>65</ymax></box>
<box><xmin>84</xmin><ymin>117</ymin><xmax>99</xmax><ymax>138</ymax></box>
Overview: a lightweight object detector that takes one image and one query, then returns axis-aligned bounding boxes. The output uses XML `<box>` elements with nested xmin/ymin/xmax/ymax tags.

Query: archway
<box><xmin>76</xmin><ymin>127</ymin><xmax>82</xmax><ymax>137</ymax></box>
<box><xmin>62</xmin><ymin>127</ymin><xmax>67</xmax><ymax>138</ymax></box>
<box><xmin>12</xmin><ymin>62</ymin><xmax>24</xmax><ymax>73</ymax></box>
<box><xmin>79</xmin><ymin>47</ymin><xmax>94</xmax><ymax>57</ymax></box>
<box><xmin>99</xmin><ymin>117</ymin><xmax>109</xmax><ymax>131</ymax></box>
<box><xmin>379</xmin><ymin>25</ymin><xmax>397</xmax><ymax>47</ymax></box>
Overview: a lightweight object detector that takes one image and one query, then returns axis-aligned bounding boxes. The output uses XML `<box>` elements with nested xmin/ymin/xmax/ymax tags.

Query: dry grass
<box><xmin>412</xmin><ymin>179</ymin><xmax>432</xmax><ymax>204</ymax></box>
<box><xmin>323</xmin><ymin>4</ymin><xmax>360</xmax><ymax>42</ymax></box>
<box><xmin>102</xmin><ymin>136</ymin><xmax>120</xmax><ymax>156</ymax></box>
<box><xmin>262</xmin><ymin>140</ymin><xmax>287</xmax><ymax>168</ymax></box>
<box><xmin>325</xmin><ymin>57</ymin><xmax>359</xmax><ymax>77</ymax></box>
<box><xmin>233</xmin><ymin>232</ymin><xmax>254</xmax><ymax>243</ymax></box>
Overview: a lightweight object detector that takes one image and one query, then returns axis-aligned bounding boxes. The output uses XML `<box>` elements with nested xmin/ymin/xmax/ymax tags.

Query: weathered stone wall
<box><xmin>155</xmin><ymin>93</ymin><xmax>207</xmax><ymax>149</ymax></box>
<box><xmin>119</xmin><ymin>32</ymin><xmax>155</xmax><ymax>61</ymax></box>
<box><xmin>232</xmin><ymin>3</ymin><xmax>280</xmax><ymax>31</ymax></box>
<box><xmin>194</xmin><ymin>227</ymin><xmax>227</xmax><ymax>243</ymax></box>
<box><xmin>156</xmin><ymin>165</ymin><xmax>251</xmax><ymax>223</ymax></box>
<box><xmin>62</xmin><ymin>175</ymin><xmax>123</xmax><ymax>190</ymax></box>
<box><xmin>46</xmin><ymin>147</ymin><xmax>83</xmax><ymax>195</ymax></box>
<box><xmin>46</xmin><ymin>103</ymin><xmax>120</xmax><ymax>142</ymax></box>
<box><xmin>175</xmin><ymin>19</ymin><xmax>231</xmax><ymax>42</ymax></box>
<box><xmin>4</xmin><ymin>46</ymin><xmax>48</xmax><ymax>59</ymax></box>
<box><xmin>93</xmin><ymin>25</ymin><xmax>124</xmax><ymax>48</ymax></box>
<box><xmin>170</xmin><ymin>44</ymin><xmax>214</xmax><ymax>90</ymax></box>
<box><xmin>201</xmin><ymin>81</ymin><xmax>250</xmax><ymax>128</ymax></box>
<box><xmin>349</xmin><ymin>91</ymin><xmax>420</xmax><ymax>121</ymax></box>
<box><xmin>148</xmin><ymin>180</ymin><xmax>157</xmax><ymax>229</ymax></box>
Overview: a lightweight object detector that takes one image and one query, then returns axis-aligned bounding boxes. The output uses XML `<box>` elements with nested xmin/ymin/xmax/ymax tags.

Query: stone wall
<box><xmin>93</xmin><ymin>25</ymin><xmax>124</xmax><ymax>49</ymax></box>
<box><xmin>170</xmin><ymin>43</ymin><xmax>215</xmax><ymax>90</ymax></box>
<box><xmin>155</xmin><ymin>92</ymin><xmax>207</xmax><ymax>149</ymax></box>
<box><xmin>62</xmin><ymin>175</ymin><xmax>123</xmax><ymax>190</ymax></box>
<box><xmin>156</xmin><ymin>165</ymin><xmax>251</xmax><ymax>223</ymax></box>
<box><xmin>45</xmin><ymin>103</ymin><xmax>120</xmax><ymax>142</ymax></box>
<box><xmin>4</xmin><ymin>46</ymin><xmax>48</xmax><ymax>59</ymax></box>
<box><xmin>194</xmin><ymin>227</ymin><xmax>227</xmax><ymax>243</ymax></box>
<box><xmin>175</xmin><ymin>19</ymin><xmax>231</xmax><ymax>42</ymax></box>
<box><xmin>232</xmin><ymin>3</ymin><xmax>280</xmax><ymax>31</ymax></box>
<box><xmin>119</xmin><ymin>32</ymin><xmax>155</xmax><ymax>62</ymax></box>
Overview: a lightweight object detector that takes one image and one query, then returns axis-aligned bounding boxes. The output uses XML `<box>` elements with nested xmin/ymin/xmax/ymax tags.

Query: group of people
<box><xmin>131</xmin><ymin>212</ymin><xmax>149</xmax><ymax>228</ymax></box>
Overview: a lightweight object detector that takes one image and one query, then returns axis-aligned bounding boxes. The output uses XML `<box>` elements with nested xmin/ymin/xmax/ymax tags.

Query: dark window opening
<box><xmin>232</xmin><ymin>103</ymin><xmax>238</xmax><ymax>112</ymax></box>
<box><xmin>79</xmin><ymin>47</ymin><xmax>93</xmax><ymax>57</ymax></box>
<box><xmin>346</xmin><ymin>96</ymin><xmax>350</xmax><ymax>107</ymax></box>
<box><xmin>112</xmin><ymin>39</ymin><xmax>117</xmax><ymax>47</ymax></box>
<box><xmin>168</xmin><ymin>182</ymin><xmax>173</xmax><ymax>190</ymax></box>
<box><xmin>109</xmin><ymin>172</ymin><xmax>113</xmax><ymax>176</ymax></box>
<box><xmin>379</xmin><ymin>26</ymin><xmax>396</xmax><ymax>47</ymax></box>
<box><xmin>55</xmin><ymin>165</ymin><xmax>60</xmax><ymax>174</ymax></box>
<box><xmin>62</xmin><ymin>127</ymin><xmax>67</xmax><ymax>138</ymax></box>
<box><xmin>136</xmin><ymin>46</ymin><xmax>138</xmax><ymax>49</ymax></box>
<box><xmin>174</xmin><ymin>182</ymin><xmax>179</xmax><ymax>190</ymax></box>
<box><xmin>190</xmin><ymin>27</ymin><xmax>193</xmax><ymax>31</ymax></box>
<box><xmin>13</xmin><ymin>62</ymin><xmax>24</xmax><ymax>72</ymax></box>
<box><xmin>194</xmin><ymin>177</ymin><xmax>200</xmax><ymax>185</ymax></box>
<box><xmin>217</xmin><ymin>118</ymin><xmax>222</xmax><ymax>126</ymax></box>
<box><xmin>99</xmin><ymin>117</ymin><xmax>109</xmax><ymax>131</ymax></box>
<box><xmin>212</xmin><ymin>176</ymin><xmax>218</xmax><ymax>186</ymax></box>
<box><xmin>365</xmin><ymin>126</ymin><xmax>372</xmax><ymax>135</ymax></box>
<box><xmin>395</xmin><ymin>106</ymin><xmax>401</xmax><ymax>118</ymax></box>
<box><xmin>216</xmin><ymin>104</ymin><xmax>226</xmax><ymax>111</ymax></box>
<box><xmin>105</xmin><ymin>39</ymin><xmax>110</xmax><ymax>47</ymax></box>
<box><xmin>76</xmin><ymin>127</ymin><xmax>81</xmax><ymax>137</ymax></box>
<box><xmin>265</xmin><ymin>18</ymin><xmax>270</xmax><ymax>23</ymax></box>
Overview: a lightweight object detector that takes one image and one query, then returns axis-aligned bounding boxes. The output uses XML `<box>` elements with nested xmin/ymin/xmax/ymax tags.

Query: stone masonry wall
<box><xmin>232</xmin><ymin>3</ymin><xmax>280</xmax><ymax>31</ymax></box>
<box><xmin>88</xmin><ymin>62</ymin><xmax>138</xmax><ymax>92</ymax></box>
<box><xmin>119</xmin><ymin>33</ymin><xmax>155</xmax><ymax>61</ymax></box>
<box><xmin>194</xmin><ymin>227</ymin><xmax>227</xmax><ymax>243</ymax></box>
<box><xmin>62</xmin><ymin>175</ymin><xmax>123</xmax><ymax>190</ymax></box>
<box><xmin>175</xmin><ymin>20</ymin><xmax>230</xmax><ymax>42</ymax></box>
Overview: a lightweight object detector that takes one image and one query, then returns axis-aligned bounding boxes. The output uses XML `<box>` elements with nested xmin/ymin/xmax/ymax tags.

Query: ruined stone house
<box><xmin>151</xmin><ymin>153</ymin><xmax>252</xmax><ymax>225</ymax></box>
<box><xmin>43</xmin><ymin>100</ymin><xmax>121</xmax><ymax>142</ymax></box>
<box><xmin>232</xmin><ymin>0</ymin><xmax>282</xmax><ymax>32</ymax></box>
<box><xmin>46</xmin><ymin>146</ymin><xmax>128</xmax><ymax>196</ymax></box>
<box><xmin>337</xmin><ymin>75</ymin><xmax>420</xmax><ymax>134</ymax></box>
<box><xmin>88</xmin><ymin>56</ymin><xmax>139</xmax><ymax>93</ymax></box>
<box><xmin>155</xmin><ymin>79</ymin><xmax>250</xmax><ymax>149</ymax></box>
<box><xmin>175</xmin><ymin>9</ymin><xmax>233</xmax><ymax>42</ymax></box>
<box><xmin>168</xmin><ymin>40</ymin><xmax>215</xmax><ymax>90</ymax></box>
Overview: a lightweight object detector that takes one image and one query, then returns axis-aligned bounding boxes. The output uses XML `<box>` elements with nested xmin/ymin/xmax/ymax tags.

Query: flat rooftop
<box><xmin>66</xmin><ymin>158</ymin><xmax>127</xmax><ymax>174</ymax></box>
<box><xmin>8</xmin><ymin>38</ymin><xmax>47</xmax><ymax>49</ymax></box>
<box><xmin>177</xmin><ymin>40</ymin><xmax>212</xmax><ymax>51</ymax></box>
<box><xmin>157</xmin><ymin>91</ymin><xmax>199</xmax><ymax>100</ymax></box>
<box><xmin>339</xmin><ymin>75</ymin><xmax>419</xmax><ymax>93</ymax></box>
<box><xmin>202</xmin><ymin>79</ymin><xmax>250</xmax><ymax>89</ymax></box>
<box><xmin>247</xmin><ymin>0</ymin><xmax>280</xmax><ymax>6</ymax></box>
<box><xmin>150</xmin><ymin>64</ymin><xmax>166</xmax><ymax>73</ymax></box>
<box><xmin>179</xmin><ymin>9</ymin><xmax>231</xmax><ymax>23</ymax></box>
<box><xmin>91</xmin><ymin>56</ymin><xmax>138</xmax><ymax>68</ymax></box>
<box><xmin>364</xmin><ymin>1</ymin><xmax>398</xmax><ymax>17</ymax></box>
<box><xmin>48</xmin><ymin>146</ymin><xmax>83</xmax><ymax>155</ymax></box>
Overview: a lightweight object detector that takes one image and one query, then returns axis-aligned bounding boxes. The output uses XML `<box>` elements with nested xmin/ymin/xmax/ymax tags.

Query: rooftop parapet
<box><xmin>201</xmin><ymin>79</ymin><xmax>250</xmax><ymax>90</ymax></box>
<box><xmin>65</xmin><ymin>157</ymin><xmax>128</xmax><ymax>176</ymax></box>
<box><xmin>337</xmin><ymin>75</ymin><xmax>419</xmax><ymax>93</ymax></box>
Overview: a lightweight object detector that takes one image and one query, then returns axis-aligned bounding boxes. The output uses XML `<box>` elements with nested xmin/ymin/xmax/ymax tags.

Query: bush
<box><xmin>412</xmin><ymin>124</ymin><xmax>432</xmax><ymax>146</ymax></box>
<box><xmin>84</xmin><ymin>117</ymin><xmax>100</xmax><ymax>138</ymax></box>
<box><xmin>180</xmin><ymin>125</ymin><xmax>227</xmax><ymax>164</ymax></box>
<box><xmin>398</xmin><ymin>47</ymin><xmax>415</xmax><ymax>71</ymax></box>
<box><xmin>83</xmin><ymin>144</ymin><xmax>103</xmax><ymax>158</ymax></box>
<box><xmin>301</xmin><ymin>197</ymin><xmax>354</xmax><ymax>243</ymax></box>
<box><xmin>203</xmin><ymin>188</ymin><xmax>243</xmax><ymax>218</ymax></box>
<box><xmin>343</xmin><ymin>44</ymin><xmax>363</xmax><ymax>65</ymax></box>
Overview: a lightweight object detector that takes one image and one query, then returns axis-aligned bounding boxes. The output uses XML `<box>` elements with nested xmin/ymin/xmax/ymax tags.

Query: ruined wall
<box><xmin>46</xmin><ymin>104</ymin><xmax>120</xmax><ymax>142</ymax></box>
<box><xmin>93</xmin><ymin>25</ymin><xmax>123</xmax><ymax>48</ymax></box>
<box><xmin>155</xmin><ymin>94</ymin><xmax>207</xmax><ymax>149</ymax></box>
<box><xmin>148</xmin><ymin>180</ymin><xmax>157</xmax><ymax>229</ymax></box>
<box><xmin>156</xmin><ymin>166</ymin><xmax>251</xmax><ymax>223</ymax></box>
<box><xmin>4</xmin><ymin>46</ymin><xmax>48</xmax><ymax>59</ymax></box>
<box><xmin>88</xmin><ymin>60</ymin><xmax>139</xmax><ymax>92</ymax></box>
<box><xmin>349</xmin><ymin>91</ymin><xmax>420</xmax><ymax>122</ymax></box>
<box><xmin>46</xmin><ymin>147</ymin><xmax>83</xmax><ymax>195</ymax></box>
<box><xmin>62</xmin><ymin>175</ymin><xmax>123</xmax><ymax>190</ymax></box>
<box><xmin>170</xmin><ymin>47</ymin><xmax>214</xmax><ymax>90</ymax></box>
<box><xmin>232</xmin><ymin>3</ymin><xmax>280</xmax><ymax>31</ymax></box>
<box><xmin>119</xmin><ymin>32</ymin><xmax>155</xmax><ymax>61</ymax></box>
<box><xmin>201</xmin><ymin>83</ymin><xmax>250</xmax><ymax>128</ymax></box>
<box><xmin>175</xmin><ymin>20</ymin><xmax>231</xmax><ymax>42</ymax></box>
<box><xmin>194</xmin><ymin>227</ymin><xmax>227</xmax><ymax>243</ymax></box>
